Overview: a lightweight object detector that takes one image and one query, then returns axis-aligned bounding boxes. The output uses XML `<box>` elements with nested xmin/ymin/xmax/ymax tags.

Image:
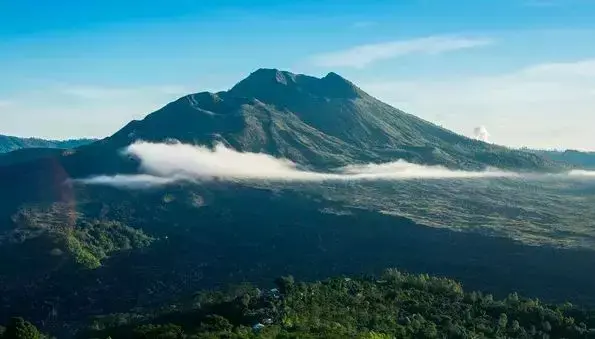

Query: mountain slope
<box><xmin>531</xmin><ymin>149</ymin><xmax>595</xmax><ymax>169</ymax></box>
<box><xmin>0</xmin><ymin>135</ymin><xmax>95</xmax><ymax>154</ymax></box>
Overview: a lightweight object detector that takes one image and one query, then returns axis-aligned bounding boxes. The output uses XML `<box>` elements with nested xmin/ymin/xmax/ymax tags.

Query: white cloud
<box><xmin>76</xmin><ymin>142</ymin><xmax>595</xmax><ymax>189</ymax></box>
<box><xmin>310</xmin><ymin>36</ymin><xmax>492</xmax><ymax>68</ymax></box>
<box><xmin>74</xmin><ymin>174</ymin><xmax>177</xmax><ymax>189</ymax></box>
<box><xmin>76</xmin><ymin>141</ymin><xmax>517</xmax><ymax>188</ymax></box>
<box><xmin>522</xmin><ymin>59</ymin><xmax>595</xmax><ymax>78</ymax></box>
<box><xmin>569</xmin><ymin>170</ymin><xmax>595</xmax><ymax>177</ymax></box>
<box><xmin>360</xmin><ymin>58</ymin><xmax>595</xmax><ymax>150</ymax></box>
<box><xmin>0</xmin><ymin>100</ymin><xmax>13</xmax><ymax>108</ymax></box>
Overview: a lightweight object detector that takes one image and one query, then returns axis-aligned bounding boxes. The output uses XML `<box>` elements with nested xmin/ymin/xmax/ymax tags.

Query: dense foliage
<box><xmin>4</xmin><ymin>204</ymin><xmax>154</xmax><ymax>270</ymax></box>
<box><xmin>77</xmin><ymin>270</ymin><xmax>595</xmax><ymax>338</ymax></box>
<box><xmin>0</xmin><ymin>317</ymin><xmax>43</xmax><ymax>339</ymax></box>
<box><xmin>63</xmin><ymin>220</ymin><xmax>154</xmax><ymax>269</ymax></box>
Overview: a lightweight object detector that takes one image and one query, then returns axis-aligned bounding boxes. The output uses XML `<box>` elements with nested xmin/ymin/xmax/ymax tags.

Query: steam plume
<box><xmin>473</xmin><ymin>126</ymin><xmax>490</xmax><ymax>142</ymax></box>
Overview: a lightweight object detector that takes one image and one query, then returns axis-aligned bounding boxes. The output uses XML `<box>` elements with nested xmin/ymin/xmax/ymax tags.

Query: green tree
<box><xmin>498</xmin><ymin>313</ymin><xmax>508</xmax><ymax>329</ymax></box>
<box><xmin>510</xmin><ymin>319</ymin><xmax>521</xmax><ymax>333</ymax></box>
<box><xmin>275</xmin><ymin>275</ymin><xmax>295</xmax><ymax>294</ymax></box>
<box><xmin>200</xmin><ymin>315</ymin><xmax>233</xmax><ymax>332</ymax></box>
<box><xmin>2</xmin><ymin>317</ymin><xmax>40</xmax><ymax>339</ymax></box>
<box><xmin>133</xmin><ymin>324</ymin><xmax>183</xmax><ymax>339</ymax></box>
<box><xmin>542</xmin><ymin>320</ymin><xmax>552</xmax><ymax>333</ymax></box>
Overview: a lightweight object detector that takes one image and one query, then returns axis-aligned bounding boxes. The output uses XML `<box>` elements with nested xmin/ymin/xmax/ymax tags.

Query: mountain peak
<box><xmin>230</xmin><ymin>68</ymin><xmax>363</xmax><ymax>100</ymax></box>
<box><xmin>242</xmin><ymin>68</ymin><xmax>297</xmax><ymax>86</ymax></box>
<box><xmin>323</xmin><ymin>71</ymin><xmax>345</xmax><ymax>80</ymax></box>
<box><xmin>321</xmin><ymin>71</ymin><xmax>363</xmax><ymax>98</ymax></box>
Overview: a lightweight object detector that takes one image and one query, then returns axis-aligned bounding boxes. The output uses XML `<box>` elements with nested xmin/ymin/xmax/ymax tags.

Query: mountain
<box><xmin>530</xmin><ymin>149</ymin><xmax>595</xmax><ymax>169</ymax></box>
<box><xmin>0</xmin><ymin>69</ymin><xmax>593</xmax><ymax>337</ymax></box>
<box><xmin>98</xmin><ymin>68</ymin><xmax>559</xmax><ymax>171</ymax></box>
<box><xmin>0</xmin><ymin>148</ymin><xmax>69</xmax><ymax>167</ymax></box>
<box><xmin>0</xmin><ymin>135</ymin><xmax>95</xmax><ymax>154</ymax></box>
<box><xmin>0</xmin><ymin>68</ymin><xmax>566</xmax><ymax>223</ymax></box>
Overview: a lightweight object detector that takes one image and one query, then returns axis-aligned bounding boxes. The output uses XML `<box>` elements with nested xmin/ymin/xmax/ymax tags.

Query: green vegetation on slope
<box><xmin>4</xmin><ymin>203</ymin><xmax>154</xmax><ymax>270</ymax></box>
<box><xmin>0</xmin><ymin>317</ymin><xmax>45</xmax><ymax>339</ymax></box>
<box><xmin>62</xmin><ymin>220</ymin><xmax>155</xmax><ymax>269</ymax></box>
<box><xmin>78</xmin><ymin>269</ymin><xmax>595</xmax><ymax>338</ymax></box>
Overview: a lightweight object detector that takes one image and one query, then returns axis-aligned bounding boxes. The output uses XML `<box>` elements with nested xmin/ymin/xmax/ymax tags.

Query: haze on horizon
<box><xmin>1</xmin><ymin>0</ymin><xmax>595</xmax><ymax>151</ymax></box>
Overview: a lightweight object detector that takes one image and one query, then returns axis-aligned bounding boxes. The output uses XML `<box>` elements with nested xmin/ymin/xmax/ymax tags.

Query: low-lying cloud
<box><xmin>77</xmin><ymin>174</ymin><xmax>178</xmax><ymax>189</ymax></box>
<box><xmin>568</xmin><ymin>170</ymin><xmax>595</xmax><ymax>177</ymax></box>
<box><xmin>75</xmin><ymin>141</ymin><xmax>518</xmax><ymax>189</ymax></box>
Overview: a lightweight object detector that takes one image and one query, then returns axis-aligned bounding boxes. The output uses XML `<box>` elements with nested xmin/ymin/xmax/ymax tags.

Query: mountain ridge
<box><xmin>0</xmin><ymin>134</ymin><xmax>96</xmax><ymax>154</ymax></box>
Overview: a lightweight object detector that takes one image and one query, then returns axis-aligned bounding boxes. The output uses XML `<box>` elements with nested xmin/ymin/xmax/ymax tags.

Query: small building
<box><xmin>252</xmin><ymin>323</ymin><xmax>265</xmax><ymax>332</ymax></box>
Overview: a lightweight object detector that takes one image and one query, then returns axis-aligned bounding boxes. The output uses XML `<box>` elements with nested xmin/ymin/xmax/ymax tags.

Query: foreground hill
<box><xmin>77</xmin><ymin>270</ymin><xmax>595</xmax><ymax>338</ymax></box>
<box><xmin>5</xmin><ymin>270</ymin><xmax>595</xmax><ymax>338</ymax></box>
<box><xmin>0</xmin><ymin>134</ymin><xmax>95</xmax><ymax>154</ymax></box>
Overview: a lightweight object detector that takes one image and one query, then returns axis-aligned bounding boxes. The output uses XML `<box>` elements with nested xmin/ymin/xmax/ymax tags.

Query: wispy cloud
<box><xmin>75</xmin><ymin>141</ymin><xmax>517</xmax><ymax>189</ymax></box>
<box><xmin>310</xmin><ymin>35</ymin><xmax>492</xmax><ymax>68</ymax></box>
<box><xmin>523</xmin><ymin>59</ymin><xmax>595</xmax><ymax>77</ymax></box>
<box><xmin>76</xmin><ymin>174</ymin><xmax>177</xmax><ymax>189</ymax></box>
<box><xmin>361</xmin><ymin>58</ymin><xmax>595</xmax><ymax>150</ymax></box>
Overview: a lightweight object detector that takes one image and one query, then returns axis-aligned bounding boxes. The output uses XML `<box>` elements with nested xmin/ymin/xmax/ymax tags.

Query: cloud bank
<box><xmin>75</xmin><ymin>142</ymin><xmax>517</xmax><ymax>189</ymax></box>
<box><xmin>77</xmin><ymin>174</ymin><xmax>178</xmax><ymax>189</ymax></box>
<box><xmin>568</xmin><ymin>170</ymin><xmax>595</xmax><ymax>177</ymax></box>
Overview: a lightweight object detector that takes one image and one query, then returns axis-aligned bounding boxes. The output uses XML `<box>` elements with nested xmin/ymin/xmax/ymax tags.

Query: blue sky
<box><xmin>1</xmin><ymin>0</ymin><xmax>595</xmax><ymax>150</ymax></box>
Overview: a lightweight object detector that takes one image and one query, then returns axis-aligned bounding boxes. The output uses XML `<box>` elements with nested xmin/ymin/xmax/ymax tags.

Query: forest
<box><xmin>4</xmin><ymin>269</ymin><xmax>594</xmax><ymax>338</ymax></box>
